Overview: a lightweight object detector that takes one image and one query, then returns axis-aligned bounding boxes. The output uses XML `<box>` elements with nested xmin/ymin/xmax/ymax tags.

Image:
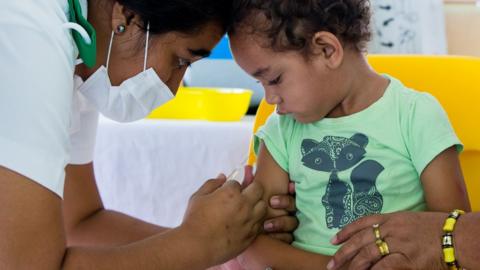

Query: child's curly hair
<box><xmin>230</xmin><ymin>0</ymin><xmax>372</xmax><ymax>54</ymax></box>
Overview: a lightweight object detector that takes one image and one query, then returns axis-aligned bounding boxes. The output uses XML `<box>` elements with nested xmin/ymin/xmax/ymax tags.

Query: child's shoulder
<box><xmin>386</xmin><ymin>75</ymin><xmax>447</xmax><ymax>131</ymax></box>
<box><xmin>265</xmin><ymin>112</ymin><xmax>297</xmax><ymax>128</ymax></box>
<box><xmin>260</xmin><ymin>113</ymin><xmax>301</xmax><ymax>142</ymax></box>
<box><xmin>386</xmin><ymin>75</ymin><xmax>440</xmax><ymax>109</ymax></box>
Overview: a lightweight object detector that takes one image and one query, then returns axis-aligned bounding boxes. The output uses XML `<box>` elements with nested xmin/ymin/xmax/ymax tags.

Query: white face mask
<box><xmin>77</xmin><ymin>23</ymin><xmax>174</xmax><ymax>122</ymax></box>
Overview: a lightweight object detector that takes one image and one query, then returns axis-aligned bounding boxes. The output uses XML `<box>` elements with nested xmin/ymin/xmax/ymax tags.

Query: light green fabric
<box><xmin>254</xmin><ymin>75</ymin><xmax>462</xmax><ymax>255</ymax></box>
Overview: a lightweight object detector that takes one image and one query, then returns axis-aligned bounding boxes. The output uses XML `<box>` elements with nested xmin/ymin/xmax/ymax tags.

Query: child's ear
<box><xmin>310</xmin><ymin>32</ymin><xmax>344</xmax><ymax>69</ymax></box>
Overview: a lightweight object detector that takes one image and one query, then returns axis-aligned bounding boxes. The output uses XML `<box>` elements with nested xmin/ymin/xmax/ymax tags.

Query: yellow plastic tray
<box><xmin>147</xmin><ymin>87</ymin><xmax>253</xmax><ymax>121</ymax></box>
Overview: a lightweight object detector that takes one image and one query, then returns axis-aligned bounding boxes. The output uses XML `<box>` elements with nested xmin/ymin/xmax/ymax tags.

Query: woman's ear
<box><xmin>111</xmin><ymin>2</ymin><xmax>142</xmax><ymax>34</ymax></box>
<box><xmin>310</xmin><ymin>31</ymin><xmax>344</xmax><ymax>69</ymax></box>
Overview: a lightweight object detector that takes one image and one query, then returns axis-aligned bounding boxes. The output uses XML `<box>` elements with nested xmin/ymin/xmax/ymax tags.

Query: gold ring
<box><xmin>372</xmin><ymin>223</ymin><xmax>381</xmax><ymax>241</ymax></box>
<box><xmin>376</xmin><ymin>239</ymin><xmax>390</xmax><ymax>257</ymax></box>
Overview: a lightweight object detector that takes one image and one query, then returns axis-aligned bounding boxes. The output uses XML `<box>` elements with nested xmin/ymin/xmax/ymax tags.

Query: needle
<box><xmin>226</xmin><ymin>156</ymin><xmax>248</xmax><ymax>182</ymax></box>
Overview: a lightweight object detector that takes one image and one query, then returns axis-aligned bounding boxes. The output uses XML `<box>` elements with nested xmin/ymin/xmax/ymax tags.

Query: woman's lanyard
<box><xmin>66</xmin><ymin>0</ymin><xmax>96</xmax><ymax>68</ymax></box>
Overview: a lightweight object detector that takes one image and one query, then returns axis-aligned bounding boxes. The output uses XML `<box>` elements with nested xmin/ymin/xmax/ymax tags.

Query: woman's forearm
<box><xmin>63</xmin><ymin>226</ymin><xmax>212</xmax><ymax>270</ymax></box>
<box><xmin>67</xmin><ymin>208</ymin><xmax>169</xmax><ymax>247</ymax></box>
<box><xmin>454</xmin><ymin>212</ymin><xmax>480</xmax><ymax>269</ymax></box>
<box><xmin>64</xmin><ymin>163</ymin><xmax>169</xmax><ymax>247</ymax></box>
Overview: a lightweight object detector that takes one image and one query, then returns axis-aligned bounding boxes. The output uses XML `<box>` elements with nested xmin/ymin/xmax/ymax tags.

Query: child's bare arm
<box><xmin>254</xmin><ymin>143</ymin><xmax>290</xmax><ymax>220</ymax></box>
<box><xmin>236</xmin><ymin>143</ymin><xmax>339</xmax><ymax>269</ymax></box>
<box><xmin>421</xmin><ymin>146</ymin><xmax>471</xmax><ymax>212</ymax></box>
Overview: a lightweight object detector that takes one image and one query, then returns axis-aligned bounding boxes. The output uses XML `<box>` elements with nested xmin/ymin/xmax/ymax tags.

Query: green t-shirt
<box><xmin>254</xmin><ymin>75</ymin><xmax>462</xmax><ymax>255</ymax></box>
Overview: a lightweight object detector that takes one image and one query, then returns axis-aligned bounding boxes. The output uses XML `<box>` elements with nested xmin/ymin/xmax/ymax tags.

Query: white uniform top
<box><xmin>0</xmin><ymin>0</ymin><xmax>98</xmax><ymax>197</ymax></box>
<box><xmin>70</xmin><ymin>75</ymin><xmax>99</xmax><ymax>165</ymax></box>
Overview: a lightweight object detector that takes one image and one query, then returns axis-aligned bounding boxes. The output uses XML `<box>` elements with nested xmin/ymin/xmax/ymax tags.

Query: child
<box><xmin>225</xmin><ymin>0</ymin><xmax>471</xmax><ymax>269</ymax></box>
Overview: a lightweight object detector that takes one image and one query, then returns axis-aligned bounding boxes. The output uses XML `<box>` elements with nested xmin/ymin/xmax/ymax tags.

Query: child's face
<box><xmin>230</xmin><ymin>32</ymin><xmax>348</xmax><ymax>124</ymax></box>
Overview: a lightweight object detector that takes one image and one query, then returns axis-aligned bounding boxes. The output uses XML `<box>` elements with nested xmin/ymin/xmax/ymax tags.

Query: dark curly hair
<box><xmin>229</xmin><ymin>0</ymin><xmax>372</xmax><ymax>54</ymax></box>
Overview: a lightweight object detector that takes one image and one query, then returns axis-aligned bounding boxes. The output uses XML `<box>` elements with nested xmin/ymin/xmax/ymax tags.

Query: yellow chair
<box><xmin>247</xmin><ymin>55</ymin><xmax>480</xmax><ymax>211</ymax></box>
<box><xmin>246</xmin><ymin>99</ymin><xmax>276</xmax><ymax>166</ymax></box>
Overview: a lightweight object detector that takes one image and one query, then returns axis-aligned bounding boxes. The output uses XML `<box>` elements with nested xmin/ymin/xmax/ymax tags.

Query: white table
<box><xmin>93</xmin><ymin>116</ymin><xmax>254</xmax><ymax>227</ymax></box>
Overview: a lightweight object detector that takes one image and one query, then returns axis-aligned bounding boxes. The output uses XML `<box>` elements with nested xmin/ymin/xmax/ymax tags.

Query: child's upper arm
<box><xmin>420</xmin><ymin>146</ymin><xmax>471</xmax><ymax>212</ymax></box>
<box><xmin>244</xmin><ymin>143</ymin><xmax>339</xmax><ymax>269</ymax></box>
<box><xmin>404</xmin><ymin>93</ymin><xmax>470</xmax><ymax>212</ymax></box>
<box><xmin>254</xmin><ymin>142</ymin><xmax>290</xmax><ymax>219</ymax></box>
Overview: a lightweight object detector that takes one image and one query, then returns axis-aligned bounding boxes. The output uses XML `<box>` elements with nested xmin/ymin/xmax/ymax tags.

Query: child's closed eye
<box><xmin>267</xmin><ymin>74</ymin><xmax>283</xmax><ymax>86</ymax></box>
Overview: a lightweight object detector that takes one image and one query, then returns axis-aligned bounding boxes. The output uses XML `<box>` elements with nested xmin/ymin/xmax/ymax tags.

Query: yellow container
<box><xmin>147</xmin><ymin>87</ymin><xmax>253</xmax><ymax>121</ymax></box>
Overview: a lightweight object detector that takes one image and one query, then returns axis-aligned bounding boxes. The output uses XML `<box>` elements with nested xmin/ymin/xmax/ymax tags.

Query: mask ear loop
<box><xmin>106</xmin><ymin>22</ymin><xmax>149</xmax><ymax>72</ymax></box>
<box><xmin>143</xmin><ymin>22</ymin><xmax>150</xmax><ymax>72</ymax></box>
<box><xmin>105</xmin><ymin>30</ymin><xmax>115</xmax><ymax>71</ymax></box>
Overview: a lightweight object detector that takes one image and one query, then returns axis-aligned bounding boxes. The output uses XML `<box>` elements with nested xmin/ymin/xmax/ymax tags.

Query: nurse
<box><xmin>0</xmin><ymin>0</ymin><xmax>297</xmax><ymax>268</ymax></box>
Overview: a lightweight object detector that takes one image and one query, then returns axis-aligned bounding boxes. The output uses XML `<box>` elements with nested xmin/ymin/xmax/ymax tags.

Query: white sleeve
<box><xmin>0</xmin><ymin>2</ymin><xmax>76</xmax><ymax>197</ymax></box>
<box><xmin>69</xmin><ymin>83</ymin><xmax>99</xmax><ymax>165</ymax></box>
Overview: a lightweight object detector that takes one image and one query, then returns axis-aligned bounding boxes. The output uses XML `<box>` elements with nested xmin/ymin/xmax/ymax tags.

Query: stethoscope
<box><xmin>63</xmin><ymin>0</ymin><xmax>96</xmax><ymax>68</ymax></box>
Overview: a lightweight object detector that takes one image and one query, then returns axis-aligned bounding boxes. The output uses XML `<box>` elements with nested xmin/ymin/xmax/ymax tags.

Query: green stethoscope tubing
<box><xmin>68</xmin><ymin>0</ymin><xmax>97</xmax><ymax>68</ymax></box>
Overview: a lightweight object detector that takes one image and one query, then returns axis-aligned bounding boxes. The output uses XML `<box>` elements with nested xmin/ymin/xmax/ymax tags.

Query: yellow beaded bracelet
<box><xmin>442</xmin><ymin>209</ymin><xmax>465</xmax><ymax>270</ymax></box>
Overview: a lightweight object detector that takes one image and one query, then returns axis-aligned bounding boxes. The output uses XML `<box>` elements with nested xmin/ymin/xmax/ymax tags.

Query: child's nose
<box><xmin>265</xmin><ymin>90</ymin><xmax>282</xmax><ymax>105</ymax></box>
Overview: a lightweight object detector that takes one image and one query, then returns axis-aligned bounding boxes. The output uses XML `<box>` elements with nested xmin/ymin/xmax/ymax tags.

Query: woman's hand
<box><xmin>263</xmin><ymin>182</ymin><xmax>297</xmax><ymax>243</ymax></box>
<box><xmin>243</xmin><ymin>165</ymin><xmax>298</xmax><ymax>244</ymax></box>
<box><xmin>181</xmin><ymin>175</ymin><xmax>267</xmax><ymax>266</ymax></box>
<box><xmin>328</xmin><ymin>212</ymin><xmax>449</xmax><ymax>270</ymax></box>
